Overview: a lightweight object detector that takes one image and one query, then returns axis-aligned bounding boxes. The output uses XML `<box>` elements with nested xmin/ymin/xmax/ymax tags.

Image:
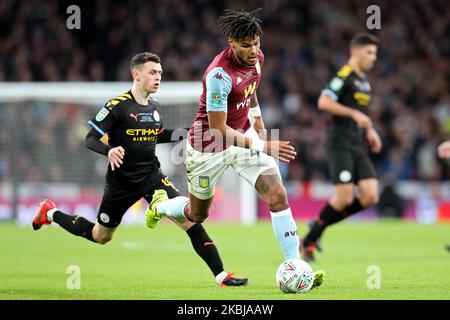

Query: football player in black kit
<box><xmin>32</xmin><ymin>52</ymin><xmax>247</xmax><ymax>286</ymax></box>
<box><xmin>301</xmin><ymin>34</ymin><xmax>383</xmax><ymax>262</ymax></box>
<box><xmin>437</xmin><ymin>140</ymin><xmax>450</xmax><ymax>252</ymax></box>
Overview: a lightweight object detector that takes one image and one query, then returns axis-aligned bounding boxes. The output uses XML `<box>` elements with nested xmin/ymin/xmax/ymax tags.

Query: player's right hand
<box><xmin>438</xmin><ymin>141</ymin><xmax>450</xmax><ymax>159</ymax></box>
<box><xmin>264</xmin><ymin>140</ymin><xmax>297</xmax><ymax>163</ymax></box>
<box><xmin>352</xmin><ymin>110</ymin><xmax>372</xmax><ymax>129</ymax></box>
<box><xmin>108</xmin><ymin>146</ymin><xmax>125</xmax><ymax>171</ymax></box>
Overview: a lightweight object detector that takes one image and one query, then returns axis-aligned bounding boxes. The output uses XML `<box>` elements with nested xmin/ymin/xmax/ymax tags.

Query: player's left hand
<box><xmin>366</xmin><ymin>128</ymin><xmax>382</xmax><ymax>153</ymax></box>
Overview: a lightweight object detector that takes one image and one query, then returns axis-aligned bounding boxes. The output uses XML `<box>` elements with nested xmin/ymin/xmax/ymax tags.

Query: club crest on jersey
<box><xmin>199</xmin><ymin>176</ymin><xmax>210</xmax><ymax>188</ymax></box>
<box><xmin>153</xmin><ymin>110</ymin><xmax>160</xmax><ymax>122</ymax></box>
<box><xmin>95</xmin><ymin>107</ymin><xmax>109</xmax><ymax>122</ymax></box>
<box><xmin>244</xmin><ymin>71</ymin><xmax>253</xmax><ymax>78</ymax></box>
<box><xmin>354</xmin><ymin>80</ymin><xmax>371</xmax><ymax>92</ymax></box>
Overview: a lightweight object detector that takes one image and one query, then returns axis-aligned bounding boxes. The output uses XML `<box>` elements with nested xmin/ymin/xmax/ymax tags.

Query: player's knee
<box><xmin>336</xmin><ymin>194</ymin><xmax>354</xmax><ymax>208</ymax></box>
<box><xmin>95</xmin><ymin>234</ymin><xmax>113</xmax><ymax>245</ymax></box>
<box><xmin>189</xmin><ymin>212</ymin><xmax>208</xmax><ymax>224</ymax></box>
<box><xmin>360</xmin><ymin>193</ymin><xmax>379</xmax><ymax>207</ymax></box>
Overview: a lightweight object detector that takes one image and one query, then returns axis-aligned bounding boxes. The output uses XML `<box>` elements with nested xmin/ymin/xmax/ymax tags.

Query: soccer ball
<box><xmin>276</xmin><ymin>258</ymin><xmax>314</xmax><ymax>293</ymax></box>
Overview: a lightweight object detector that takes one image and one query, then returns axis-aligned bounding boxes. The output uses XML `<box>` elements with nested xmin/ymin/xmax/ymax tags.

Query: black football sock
<box><xmin>303</xmin><ymin>203</ymin><xmax>343</xmax><ymax>245</ymax></box>
<box><xmin>186</xmin><ymin>224</ymin><xmax>224</xmax><ymax>277</ymax></box>
<box><xmin>342</xmin><ymin>198</ymin><xmax>365</xmax><ymax>217</ymax></box>
<box><xmin>53</xmin><ymin>211</ymin><xmax>96</xmax><ymax>243</ymax></box>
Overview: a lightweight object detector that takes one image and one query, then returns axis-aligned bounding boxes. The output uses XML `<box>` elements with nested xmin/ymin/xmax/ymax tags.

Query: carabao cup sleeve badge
<box><xmin>95</xmin><ymin>107</ymin><xmax>110</xmax><ymax>122</ymax></box>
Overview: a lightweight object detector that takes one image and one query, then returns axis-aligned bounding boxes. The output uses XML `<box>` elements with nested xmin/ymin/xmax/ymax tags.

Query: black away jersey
<box><xmin>88</xmin><ymin>90</ymin><xmax>164</xmax><ymax>184</ymax></box>
<box><xmin>322</xmin><ymin>64</ymin><xmax>372</xmax><ymax>148</ymax></box>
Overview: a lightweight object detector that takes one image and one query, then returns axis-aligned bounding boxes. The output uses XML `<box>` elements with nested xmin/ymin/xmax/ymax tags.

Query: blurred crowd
<box><xmin>1</xmin><ymin>0</ymin><xmax>450</xmax><ymax>185</ymax></box>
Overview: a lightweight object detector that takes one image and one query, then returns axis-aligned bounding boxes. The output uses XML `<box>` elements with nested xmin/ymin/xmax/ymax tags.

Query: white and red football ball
<box><xmin>276</xmin><ymin>258</ymin><xmax>314</xmax><ymax>293</ymax></box>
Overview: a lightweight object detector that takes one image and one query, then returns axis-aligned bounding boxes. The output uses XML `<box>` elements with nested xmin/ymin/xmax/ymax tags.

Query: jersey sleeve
<box><xmin>205</xmin><ymin>67</ymin><xmax>232</xmax><ymax>112</ymax></box>
<box><xmin>321</xmin><ymin>65</ymin><xmax>352</xmax><ymax>101</ymax></box>
<box><xmin>88</xmin><ymin>101</ymin><xmax>118</xmax><ymax>135</ymax></box>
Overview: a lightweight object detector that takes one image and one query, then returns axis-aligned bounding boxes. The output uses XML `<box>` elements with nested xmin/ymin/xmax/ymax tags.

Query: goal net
<box><xmin>0</xmin><ymin>82</ymin><xmax>257</xmax><ymax>225</ymax></box>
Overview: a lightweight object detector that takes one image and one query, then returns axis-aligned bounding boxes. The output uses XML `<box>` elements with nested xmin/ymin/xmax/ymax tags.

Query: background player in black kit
<box><xmin>301</xmin><ymin>34</ymin><xmax>383</xmax><ymax>262</ymax></box>
<box><xmin>32</xmin><ymin>52</ymin><xmax>247</xmax><ymax>286</ymax></box>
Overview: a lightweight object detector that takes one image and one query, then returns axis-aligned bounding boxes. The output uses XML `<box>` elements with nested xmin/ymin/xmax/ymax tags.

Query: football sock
<box><xmin>46</xmin><ymin>208</ymin><xmax>57</xmax><ymax>222</ymax></box>
<box><xmin>215</xmin><ymin>271</ymin><xmax>228</xmax><ymax>284</ymax></box>
<box><xmin>156</xmin><ymin>196</ymin><xmax>189</xmax><ymax>222</ymax></box>
<box><xmin>271</xmin><ymin>208</ymin><xmax>300</xmax><ymax>260</ymax></box>
<box><xmin>342</xmin><ymin>198</ymin><xmax>364</xmax><ymax>216</ymax></box>
<box><xmin>303</xmin><ymin>203</ymin><xmax>343</xmax><ymax>245</ymax></box>
<box><xmin>186</xmin><ymin>224</ymin><xmax>224</xmax><ymax>277</ymax></box>
<box><xmin>53</xmin><ymin>211</ymin><xmax>96</xmax><ymax>243</ymax></box>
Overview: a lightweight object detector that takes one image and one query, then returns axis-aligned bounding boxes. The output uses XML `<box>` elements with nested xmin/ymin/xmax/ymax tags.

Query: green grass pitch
<box><xmin>0</xmin><ymin>220</ymin><xmax>448</xmax><ymax>300</ymax></box>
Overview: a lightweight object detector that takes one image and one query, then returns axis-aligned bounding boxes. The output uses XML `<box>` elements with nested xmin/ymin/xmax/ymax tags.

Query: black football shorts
<box><xmin>96</xmin><ymin>171</ymin><xmax>180</xmax><ymax>228</ymax></box>
<box><xmin>326</xmin><ymin>146</ymin><xmax>377</xmax><ymax>185</ymax></box>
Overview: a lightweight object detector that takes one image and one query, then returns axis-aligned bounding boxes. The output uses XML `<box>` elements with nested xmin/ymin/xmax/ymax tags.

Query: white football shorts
<box><xmin>186</xmin><ymin>127</ymin><xmax>281</xmax><ymax>200</ymax></box>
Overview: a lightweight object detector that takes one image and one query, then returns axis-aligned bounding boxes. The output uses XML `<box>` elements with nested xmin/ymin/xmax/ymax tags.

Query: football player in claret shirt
<box><xmin>146</xmin><ymin>9</ymin><xmax>325</xmax><ymax>289</ymax></box>
<box><xmin>301</xmin><ymin>33</ymin><xmax>383</xmax><ymax>262</ymax></box>
<box><xmin>32</xmin><ymin>52</ymin><xmax>247</xmax><ymax>287</ymax></box>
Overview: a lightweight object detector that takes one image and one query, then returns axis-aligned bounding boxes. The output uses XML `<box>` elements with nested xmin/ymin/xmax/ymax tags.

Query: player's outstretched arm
<box><xmin>318</xmin><ymin>93</ymin><xmax>372</xmax><ymax>129</ymax></box>
<box><xmin>208</xmin><ymin>111</ymin><xmax>296</xmax><ymax>163</ymax></box>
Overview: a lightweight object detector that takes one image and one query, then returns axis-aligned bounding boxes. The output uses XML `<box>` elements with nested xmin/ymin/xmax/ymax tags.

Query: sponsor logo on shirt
<box><xmin>244</xmin><ymin>81</ymin><xmax>257</xmax><ymax>98</ymax></box>
<box><xmin>129</xmin><ymin>112</ymin><xmax>157</xmax><ymax>123</ymax></box>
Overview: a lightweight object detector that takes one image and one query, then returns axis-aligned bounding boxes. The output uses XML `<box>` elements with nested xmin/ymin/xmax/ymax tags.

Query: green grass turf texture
<box><xmin>0</xmin><ymin>220</ymin><xmax>448</xmax><ymax>300</ymax></box>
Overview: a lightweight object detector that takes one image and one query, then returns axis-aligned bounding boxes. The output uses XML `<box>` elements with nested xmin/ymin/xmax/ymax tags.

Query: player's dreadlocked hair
<box><xmin>217</xmin><ymin>8</ymin><xmax>263</xmax><ymax>41</ymax></box>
